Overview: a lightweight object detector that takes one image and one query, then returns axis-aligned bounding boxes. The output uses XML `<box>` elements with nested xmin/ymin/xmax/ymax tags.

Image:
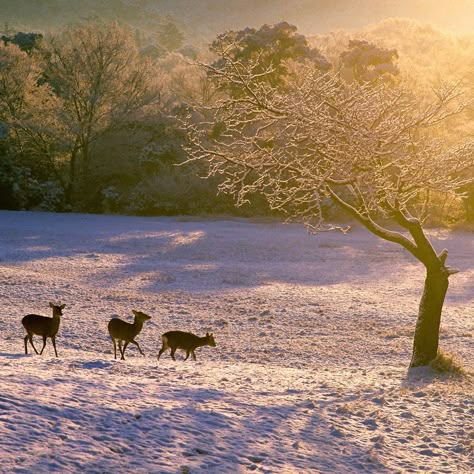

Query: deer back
<box><xmin>22</xmin><ymin>314</ymin><xmax>56</xmax><ymax>337</ymax></box>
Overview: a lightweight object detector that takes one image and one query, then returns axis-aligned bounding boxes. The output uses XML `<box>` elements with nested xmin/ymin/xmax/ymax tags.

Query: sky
<box><xmin>150</xmin><ymin>0</ymin><xmax>473</xmax><ymax>42</ymax></box>
<box><xmin>275</xmin><ymin>0</ymin><xmax>474</xmax><ymax>35</ymax></box>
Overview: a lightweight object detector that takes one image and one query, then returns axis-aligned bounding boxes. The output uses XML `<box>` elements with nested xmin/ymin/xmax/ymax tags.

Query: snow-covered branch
<box><xmin>180</xmin><ymin>58</ymin><xmax>473</xmax><ymax>247</ymax></box>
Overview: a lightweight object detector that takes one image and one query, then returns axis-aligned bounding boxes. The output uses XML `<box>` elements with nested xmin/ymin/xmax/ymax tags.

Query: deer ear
<box><xmin>60</xmin><ymin>304</ymin><xmax>66</xmax><ymax>309</ymax></box>
<box><xmin>206</xmin><ymin>332</ymin><xmax>209</xmax><ymax>336</ymax></box>
<box><xmin>132</xmin><ymin>310</ymin><xmax>138</xmax><ymax>316</ymax></box>
<box><xmin>49</xmin><ymin>302</ymin><xmax>54</xmax><ymax>308</ymax></box>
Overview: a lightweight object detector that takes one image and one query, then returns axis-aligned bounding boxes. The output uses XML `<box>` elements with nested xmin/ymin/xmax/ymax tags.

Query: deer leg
<box><xmin>170</xmin><ymin>348</ymin><xmax>177</xmax><ymax>361</ymax></box>
<box><xmin>24</xmin><ymin>335</ymin><xmax>29</xmax><ymax>354</ymax></box>
<box><xmin>30</xmin><ymin>336</ymin><xmax>39</xmax><ymax>354</ymax></box>
<box><xmin>111</xmin><ymin>338</ymin><xmax>117</xmax><ymax>359</ymax></box>
<box><xmin>157</xmin><ymin>340</ymin><xmax>169</xmax><ymax>361</ymax></box>
<box><xmin>131</xmin><ymin>340</ymin><xmax>145</xmax><ymax>356</ymax></box>
<box><xmin>52</xmin><ymin>336</ymin><xmax>58</xmax><ymax>358</ymax></box>
<box><xmin>39</xmin><ymin>335</ymin><xmax>47</xmax><ymax>355</ymax></box>
<box><xmin>121</xmin><ymin>341</ymin><xmax>129</xmax><ymax>360</ymax></box>
<box><xmin>184</xmin><ymin>350</ymin><xmax>190</xmax><ymax>361</ymax></box>
<box><xmin>191</xmin><ymin>350</ymin><xmax>197</xmax><ymax>361</ymax></box>
<box><xmin>157</xmin><ymin>346</ymin><xmax>166</xmax><ymax>360</ymax></box>
<box><xmin>26</xmin><ymin>334</ymin><xmax>39</xmax><ymax>354</ymax></box>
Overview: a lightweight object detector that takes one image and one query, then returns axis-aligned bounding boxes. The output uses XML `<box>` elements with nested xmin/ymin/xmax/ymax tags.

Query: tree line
<box><xmin>0</xmin><ymin>19</ymin><xmax>472</xmax><ymax>225</ymax></box>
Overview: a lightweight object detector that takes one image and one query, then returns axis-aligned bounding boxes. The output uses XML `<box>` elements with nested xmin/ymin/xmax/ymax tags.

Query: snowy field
<box><xmin>0</xmin><ymin>210</ymin><xmax>472</xmax><ymax>473</ymax></box>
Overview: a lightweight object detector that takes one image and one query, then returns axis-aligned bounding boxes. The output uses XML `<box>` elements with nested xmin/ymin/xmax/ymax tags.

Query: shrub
<box><xmin>0</xmin><ymin>156</ymin><xmax>65</xmax><ymax>211</ymax></box>
<box><xmin>125</xmin><ymin>167</ymin><xmax>236</xmax><ymax>215</ymax></box>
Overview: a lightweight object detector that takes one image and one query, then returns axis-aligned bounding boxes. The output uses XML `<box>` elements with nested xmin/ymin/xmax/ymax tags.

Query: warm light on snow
<box><xmin>0</xmin><ymin>211</ymin><xmax>472</xmax><ymax>473</ymax></box>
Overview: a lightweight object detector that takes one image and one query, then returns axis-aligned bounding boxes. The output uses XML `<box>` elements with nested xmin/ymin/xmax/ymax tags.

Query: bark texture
<box><xmin>410</xmin><ymin>269</ymin><xmax>449</xmax><ymax>367</ymax></box>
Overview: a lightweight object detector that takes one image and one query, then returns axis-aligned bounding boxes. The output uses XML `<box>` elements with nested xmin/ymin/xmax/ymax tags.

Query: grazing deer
<box><xmin>108</xmin><ymin>310</ymin><xmax>151</xmax><ymax>360</ymax></box>
<box><xmin>157</xmin><ymin>331</ymin><xmax>216</xmax><ymax>361</ymax></box>
<box><xmin>22</xmin><ymin>302</ymin><xmax>66</xmax><ymax>357</ymax></box>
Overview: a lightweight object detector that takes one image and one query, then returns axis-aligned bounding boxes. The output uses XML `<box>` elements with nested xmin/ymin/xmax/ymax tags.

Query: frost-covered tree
<box><xmin>210</xmin><ymin>22</ymin><xmax>330</xmax><ymax>93</ymax></box>
<box><xmin>156</xmin><ymin>18</ymin><xmax>185</xmax><ymax>53</ymax></box>
<box><xmin>0</xmin><ymin>42</ymin><xmax>66</xmax><ymax>186</ymax></box>
<box><xmin>182</xmin><ymin>50</ymin><xmax>474</xmax><ymax>367</ymax></box>
<box><xmin>316</xmin><ymin>19</ymin><xmax>474</xmax><ymax>223</ymax></box>
<box><xmin>44</xmin><ymin>21</ymin><xmax>161</xmax><ymax>206</ymax></box>
<box><xmin>340</xmin><ymin>39</ymin><xmax>399</xmax><ymax>84</ymax></box>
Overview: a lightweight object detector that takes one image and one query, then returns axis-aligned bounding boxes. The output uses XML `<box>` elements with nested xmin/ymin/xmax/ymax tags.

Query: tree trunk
<box><xmin>326</xmin><ymin>187</ymin><xmax>458</xmax><ymax>368</ymax></box>
<box><xmin>65</xmin><ymin>149</ymin><xmax>77</xmax><ymax>206</ymax></box>
<box><xmin>410</xmin><ymin>268</ymin><xmax>449</xmax><ymax>367</ymax></box>
<box><xmin>78</xmin><ymin>139</ymin><xmax>93</xmax><ymax>207</ymax></box>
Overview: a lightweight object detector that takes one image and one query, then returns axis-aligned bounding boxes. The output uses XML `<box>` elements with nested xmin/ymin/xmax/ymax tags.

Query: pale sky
<box><xmin>156</xmin><ymin>0</ymin><xmax>473</xmax><ymax>40</ymax></box>
<box><xmin>286</xmin><ymin>0</ymin><xmax>474</xmax><ymax>35</ymax></box>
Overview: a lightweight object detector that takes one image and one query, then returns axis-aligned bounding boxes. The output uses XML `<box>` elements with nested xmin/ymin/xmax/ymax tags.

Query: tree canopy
<box><xmin>340</xmin><ymin>39</ymin><xmax>399</xmax><ymax>83</ymax></box>
<box><xmin>210</xmin><ymin>22</ymin><xmax>330</xmax><ymax>90</ymax></box>
<box><xmin>41</xmin><ymin>21</ymin><xmax>161</xmax><ymax>206</ymax></box>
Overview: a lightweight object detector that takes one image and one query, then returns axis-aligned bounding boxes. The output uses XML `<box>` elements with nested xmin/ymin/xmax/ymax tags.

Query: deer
<box><xmin>157</xmin><ymin>331</ymin><xmax>216</xmax><ymax>361</ymax></box>
<box><xmin>108</xmin><ymin>310</ymin><xmax>151</xmax><ymax>360</ymax></box>
<box><xmin>22</xmin><ymin>302</ymin><xmax>66</xmax><ymax>357</ymax></box>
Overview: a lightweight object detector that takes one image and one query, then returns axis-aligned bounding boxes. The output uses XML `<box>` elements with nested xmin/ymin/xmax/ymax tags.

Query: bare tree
<box><xmin>182</xmin><ymin>51</ymin><xmax>474</xmax><ymax>367</ymax></box>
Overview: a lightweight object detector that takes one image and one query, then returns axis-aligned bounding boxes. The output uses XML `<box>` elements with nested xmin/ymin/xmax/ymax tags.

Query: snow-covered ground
<box><xmin>0</xmin><ymin>210</ymin><xmax>472</xmax><ymax>473</ymax></box>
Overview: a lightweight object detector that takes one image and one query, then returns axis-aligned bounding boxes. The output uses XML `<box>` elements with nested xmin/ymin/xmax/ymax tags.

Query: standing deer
<box><xmin>157</xmin><ymin>331</ymin><xmax>216</xmax><ymax>361</ymax></box>
<box><xmin>22</xmin><ymin>302</ymin><xmax>66</xmax><ymax>357</ymax></box>
<box><xmin>108</xmin><ymin>310</ymin><xmax>151</xmax><ymax>360</ymax></box>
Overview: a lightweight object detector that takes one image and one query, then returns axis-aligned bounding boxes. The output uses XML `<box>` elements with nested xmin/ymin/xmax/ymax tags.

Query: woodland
<box><xmin>0</xmin><ymin>5</ymin><xmax>472</xmax><ymax>225</ymax></box>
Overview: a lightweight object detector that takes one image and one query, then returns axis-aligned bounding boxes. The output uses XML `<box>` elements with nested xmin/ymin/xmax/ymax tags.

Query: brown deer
<box><xmin>22</xmin><ymin>302</ymin><xmax>66</xmax><ymax>357</ymax></box>
<box><xmin>108</xmin><ymin>310</ymin><xmax>151</xmax><ymax>360</ymax></box>
<box><xmin>157</xmin><ymin>331</ymin><xmax>216</xmax><ymax>361</ymax></box>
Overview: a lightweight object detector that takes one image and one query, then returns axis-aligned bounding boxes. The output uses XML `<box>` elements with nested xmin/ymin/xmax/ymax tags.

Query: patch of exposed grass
<box><xmin>430</xmin><ymin>349</ymin><xmax>466</xmax><ymax>376</ymax></box>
